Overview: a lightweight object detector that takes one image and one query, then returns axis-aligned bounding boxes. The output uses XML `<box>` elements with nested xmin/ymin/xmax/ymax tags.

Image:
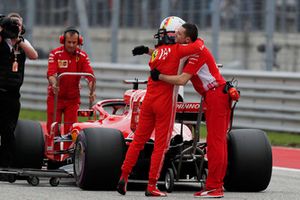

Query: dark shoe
<box><xmin>145</xmin><ymin>185</ymin><xmax>167</xmax><ymax>197</ymax></box>
<box><xmin>116</xmin><ymin>177</ymin><xmax>128</xmax><ymax>195</ymax></box>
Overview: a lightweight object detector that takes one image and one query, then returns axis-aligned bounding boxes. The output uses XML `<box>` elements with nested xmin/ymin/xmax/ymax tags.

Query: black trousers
<box><xmin>0</xmin><ymin>92</ymin><xmax>20</xmax><ymax>166</ymax></box>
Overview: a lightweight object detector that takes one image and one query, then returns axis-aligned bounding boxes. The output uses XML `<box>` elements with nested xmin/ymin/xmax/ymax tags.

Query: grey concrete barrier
<box><xmin>22</xmin><ymin>60</ymin><xmax>300</xmax><ymax>133</ymax></box>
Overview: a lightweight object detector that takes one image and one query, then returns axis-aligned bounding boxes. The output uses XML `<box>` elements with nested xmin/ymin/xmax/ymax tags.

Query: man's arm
<box><xmin>47</xmin><ymin>50</ymin><xmax>59</xmax><ymax>95</ymax></box>
<box><xmin>132</xmin><ymin>45</ymin><xmax>153</xmax><ymax>56</ymax></box>
<box><xmin>81</xmin><ymin>52</ymin><xmax>96</xmax><ymax>102</ymax></box>
<box><xmin>88</xmin><ymin>80</ymin><xmax>96</xmax><ymax>103</ymax></box>
<box><xmin>159</xmin><ymin>72</ymin><xmax>193</xmax><ymax>86</ymax></box>
<box><xmin>16</xmin><ymin>38</ymin><xmax>38</xmax><ymax>59</ymax></box>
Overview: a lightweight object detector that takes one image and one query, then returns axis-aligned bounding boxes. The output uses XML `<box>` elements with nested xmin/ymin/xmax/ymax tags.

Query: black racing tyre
<box><xmin>13</xmin><ymin>120</ymin><xmax>45</xmax><ymax>169</ymax></box>
<box><xmin>224</xmin><ymin>129</ymin><xmax>272</xmax><ymax>192</ymax></box>
<box><xmin>74</xmin><ymin>128</ymin><xmax>125</xmax><ymax>190</ymax></box>
<box><xmin>164</xmin><ymin>168</ymin><xmax>174</xmax><ymax>193</ymax></box>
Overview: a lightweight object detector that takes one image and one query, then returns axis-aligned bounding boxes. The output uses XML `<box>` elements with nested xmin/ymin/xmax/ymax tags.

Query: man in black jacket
<box><xmin>0</xmin><ymin>13</ymin><xmax>38</xmax><ymax>167</ymax></box>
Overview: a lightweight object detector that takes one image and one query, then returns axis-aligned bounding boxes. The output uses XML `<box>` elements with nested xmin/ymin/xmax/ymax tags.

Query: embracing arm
<box><xmin>159</xmin><ymin>72</ymin><xmax>193</xmax><ymax>86</ymax></box>
<box><xmin>132</xmin><ymin>45</ymin><xmax>154</xmax><ymax>56</ymax></box>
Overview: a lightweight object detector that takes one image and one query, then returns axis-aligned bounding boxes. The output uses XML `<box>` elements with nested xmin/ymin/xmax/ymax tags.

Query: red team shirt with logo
<box><xmin>47</xmin><ymin>46</ymin><xmax>94</xmax><ymax>99</ymax></box>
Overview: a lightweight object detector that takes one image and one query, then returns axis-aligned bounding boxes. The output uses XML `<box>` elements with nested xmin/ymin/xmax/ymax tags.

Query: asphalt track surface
<box><xmin>0</xmin><ymin>147</ymin><xmax>299</xmax><ymax>200</ymax></box>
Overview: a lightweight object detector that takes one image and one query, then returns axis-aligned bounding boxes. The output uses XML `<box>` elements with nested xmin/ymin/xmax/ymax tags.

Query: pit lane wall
<box><xmin>22</xmin><ymin>60</ymin><xmax>300</xmax><ymax>133</ymax></box>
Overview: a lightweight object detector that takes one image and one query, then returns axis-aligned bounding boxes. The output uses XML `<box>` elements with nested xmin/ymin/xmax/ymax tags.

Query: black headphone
<box><xmin>59</xmin><ymin>27</ymin><xmax>83</xmax><ymax>45</ymax></box>
<box><xmin>20</xmin><ymin>24</ymin><xmax>25</xmax><ymax>35</ymax></box>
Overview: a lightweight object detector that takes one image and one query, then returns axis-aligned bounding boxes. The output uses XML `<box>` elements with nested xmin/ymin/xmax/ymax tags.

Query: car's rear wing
<box><xmin>175</xmin><ymin>102</ymin><xmax>205</xmax><ymax>122</ymax></box>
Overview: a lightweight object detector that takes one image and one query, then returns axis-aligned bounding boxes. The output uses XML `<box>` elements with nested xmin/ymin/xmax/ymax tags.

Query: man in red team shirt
<box><xmin>117</xmin><ymin>16</ymin><xmax>203</xmax><ymax>197</ymax></box>
<box><xmin>150</xmin><ymin>23</ymin><xmax>239</xmax><ymax>198</ymax></box>
<box><xmin>47</xmin><ymin>27</ymin><xmax>96</xmax><ymax>134</ymax></box>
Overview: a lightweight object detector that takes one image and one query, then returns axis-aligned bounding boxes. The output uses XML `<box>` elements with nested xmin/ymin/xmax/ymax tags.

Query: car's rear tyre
<box><xmin>74</xmin><ymin>128</ymin><xmax>125</xmax><ymax>190</ymax></box>
<box><xmin>12</xmin><ymin>120</ymin><xmax>45</xmax><ymax>169</ymax></box>
<box><xmin>224</xmin><ymin>129</ymin><xmax>272</xmax><ymax>192</ymax></box>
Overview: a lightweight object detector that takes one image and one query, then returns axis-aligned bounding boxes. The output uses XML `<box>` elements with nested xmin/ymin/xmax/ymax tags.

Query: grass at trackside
<box><xmin>19</xmin><ymin>109</ymin><xmax>86</xmax><ymax>122</ymax></box>
<box><xmin>19</xmin><ymin>109</ymin><xmax>300</xmax><ymax>148</ymax></box>
<box><xmin>199</xmin><ymin>125</ymin><xmax>300</xmax><ymax>148</ymax></box>
<box><xmin>266</xmin><ymin>131</ymin><xmax>300</xmax><ymax>148</ymax></box>
<box><xmin>19</xmin><ymin>109</ymin><xmax>47</xmax><ymax>121</ymax></box>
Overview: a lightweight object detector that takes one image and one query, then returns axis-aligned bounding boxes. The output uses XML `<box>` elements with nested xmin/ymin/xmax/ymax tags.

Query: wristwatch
<box><xmin>15</xmin><ymin>36</ymin><xmax>24</xmax><ymax>45</ymax></box>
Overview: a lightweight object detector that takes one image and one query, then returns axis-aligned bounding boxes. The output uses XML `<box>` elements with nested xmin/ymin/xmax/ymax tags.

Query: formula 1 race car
<box><xmin>4</xmin><ymin>72</ymin><xmax>272</xmax><ymax>192</ymax></box>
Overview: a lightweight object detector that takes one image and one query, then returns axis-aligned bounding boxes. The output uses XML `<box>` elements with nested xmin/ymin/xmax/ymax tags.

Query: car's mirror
<box><xmin>77</xmin><ymin>109</ymin><xmax>95</xmax><ymax>117</ymax></box>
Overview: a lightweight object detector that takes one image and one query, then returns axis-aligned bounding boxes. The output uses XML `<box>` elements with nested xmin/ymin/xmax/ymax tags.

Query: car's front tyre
<box><xmin>12</xmin><ymin>120</ymin><xmax>45</xmax><ymax>169</ymax></box>
<box><xmin>74</xmin><ymin>128</ymin><xmax>125</xmax><ymax>190</ymax></box>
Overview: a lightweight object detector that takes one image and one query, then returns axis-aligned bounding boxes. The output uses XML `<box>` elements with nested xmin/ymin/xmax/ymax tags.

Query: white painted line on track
<box><xmin>272</xmin><ymin>146</ymin><xmax>300</xmax><ymax>151</ymax></box>
<box><xmin>273</xmin><ymin>166</ymin><xmax>300</xmax><ymax>173</ymax></box>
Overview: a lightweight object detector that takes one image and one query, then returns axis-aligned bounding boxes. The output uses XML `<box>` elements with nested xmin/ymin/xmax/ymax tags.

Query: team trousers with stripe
<box><xmin>204</xmin><ymin>85</ymin><xmax>231</xmax><ymax>190</ymax></box>
<box><xmin>121</xmin><ymin>94</ymin><xmax>176</xmax><ymax>184</ymax></box>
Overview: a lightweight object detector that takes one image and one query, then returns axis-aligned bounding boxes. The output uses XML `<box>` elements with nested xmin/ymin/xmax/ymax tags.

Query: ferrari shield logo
<box><xmin>151</xmin><ymin>50</ymin><xmax>158</xmax><ymax>62</ymax></box>
<box><xmin>58</xmin><ymin>60</ymin><xmax>68</xmax><ymax>68</ymax></box>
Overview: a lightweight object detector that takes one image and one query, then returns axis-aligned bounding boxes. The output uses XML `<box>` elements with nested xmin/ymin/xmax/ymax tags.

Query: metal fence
<box><xmin>22</xmin><ymin>60</ymin><xmax>300</xmax><ymax>133</ymax></box>
<box><xmin>2</xmin><ymin>0</ymin><xmax>300</xmax><ymax>71</ymax></box>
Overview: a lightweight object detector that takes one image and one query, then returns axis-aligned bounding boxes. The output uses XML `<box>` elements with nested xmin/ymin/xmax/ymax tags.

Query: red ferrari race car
<box><xmin>4</xmin><ymin>72</ymin><xmax>272</xmax><ymax>192</ymax></box>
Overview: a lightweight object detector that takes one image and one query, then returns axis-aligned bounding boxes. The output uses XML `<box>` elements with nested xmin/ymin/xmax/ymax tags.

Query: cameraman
<box><xmin>0</xmin><ymin>12</ymin><xmax>38</xmax><ymax>167</ymax></box>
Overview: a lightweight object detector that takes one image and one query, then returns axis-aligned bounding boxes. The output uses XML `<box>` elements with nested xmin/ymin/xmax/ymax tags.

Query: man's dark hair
<box><xmin>0</xmin><ymin>17</ymin><xmax>20</xmax><ymax>39</ymax></box>
<box><xmin>182</xmin><ymin>23</ymin><xmax>198</xmax><ymax>42</ymax></box>
<box><xmin>7</xmin><ymin>12</ymin><xmax>22</xmax><ymax>20</ymax></box>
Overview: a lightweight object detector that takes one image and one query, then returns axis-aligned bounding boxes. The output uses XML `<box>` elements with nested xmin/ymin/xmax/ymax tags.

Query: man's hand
<box><xmin>150</xmin><ymin>68</ymin><xmax>161</xmax><ymax>81</ymax></box>
<box><xmin>132</xmin><ymin>45</ymin><xmax>149</xmax><ymax>56</ymax></box>
<box><xmin>48</xmin><ymin>76</ymin><xmax>59</xmax><ymax>95</ymax></box>
<box><xmin>52</xmin><ymin>84</ymin><xmax>59</xmax><ymax>95</ymax></box>
<box><xmin>228</xmin><ymin>87</ymin><xmax>240</xmax><ymax>101</ymax></box>
<box><xmin>11</xmin><ymin>36</ymin><xmax>24</xmax><ymax>46</ymax></box>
